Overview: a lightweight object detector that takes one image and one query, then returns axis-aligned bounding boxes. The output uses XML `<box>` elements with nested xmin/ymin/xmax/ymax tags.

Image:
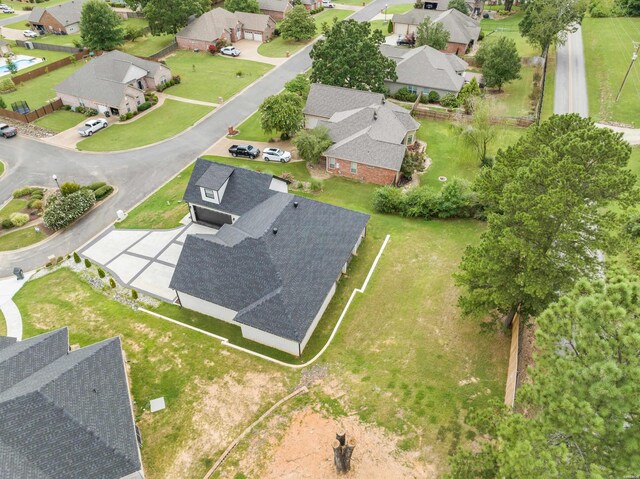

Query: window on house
<box><xmin>350</xmin><ymin>162</ymin><xmax>357</xmax><ymax>174</ymax></box>
<box><xmin>407</xmin><ymin>85</ymin><xmax>417</xmax><ymax>94</ymax></box>
<box><xmin>407</xmin><ymin>134</ymin><xmax>414</xmax><ymax>144</ymax></box>
<box><xmin>422</xmin><ymin>88</ymin><xmax>430</xmax><ymax>94</ymax></box>
<box><xmin>329</xmin><ymin>157</ymin><xmax>335</xmax><ymax>169</ymax></box>
<box><xmin>203</xmin><ymin>188</ymin><xmax>216</xmax><ymax>199</ymax></box>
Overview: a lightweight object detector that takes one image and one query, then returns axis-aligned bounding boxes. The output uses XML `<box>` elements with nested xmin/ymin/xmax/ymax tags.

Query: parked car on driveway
<box><xmin>78</xmin><ymin>119</ymin><xmax>108</xmax><ymax>137</ymax></box>
<box><xmin>220</xmin><ymin>46</ymin><xmax>241</xmax><ymax>57</ymax></box>
<box><xmin>0</xmin><ymin>5</ymin><xmax>15</xmax><ymax>13</ymax></box>
<box><xmin>23</xmin><ymin>30</ymin><xmax>38</xmax><ymax>38</ymax></box>
<box><xmin>396</xmin><ymin>35</ymin><xmax>415</xmax><ymax>47</ymax></box>
<box><xmin>228</xmin><ymin>144</ymin><xmax>260</xmax><ymax>159</ymax></box>
<box><xmin>263</xmin><ymin>147</ymin><xmax>291</xmax><ymax>163</ymax></box>
<box><xmin>322</xmin><ymin>0</ymin><xmax>335</xmax><ymax>7</ymax></box>
<box><xmin>0</xmin><ymin>123</ymin><xmax>17</xmax><ymax>138</ymax></box>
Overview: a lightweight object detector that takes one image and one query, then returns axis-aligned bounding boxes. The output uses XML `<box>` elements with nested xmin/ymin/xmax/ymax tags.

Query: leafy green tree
<box><xmin>475</xmin><ymin>37</ymin><xmax>521</xmax><ymax>91</ymax></box>
<box><xmin>224</xmin><ymin>0</ymin><xmax>260</xmax><ymax>13</ymax></box>
<box><xmin>80</xmin><ymin>0</ymin><xmax>124</xmax><ymax>51</ymax></box>
<box><xmin>284</xmin><ymin>74</ymin><xmax>311</xmax><ymax>99</ymax></box>
<box><xmin>123</xmin><ymin>0</ymin><xmax>150</xmax><ymax>10</ymax></box>
<box><xmin>458</xmin><ymin>98</ymin><xmax>495</xmax><ymax>165</ymax></box>
<box><xmin>455</xmin><ymin>114</ymin><xmax>637</xmax><ymax>320</ymax></box>
<box><xmin>519</xmin><ymin>0</ymin><xmax>586</xmax><ymax>54</ymax></box>
<box><xmin>448</xmin><ymin>0</ymin><xmax>469</xmax><ymax>14</ymax></box>
<box><xmin>293</xmin><ymin>126</ymin><xmax>333</xmax><ymax>164</ymax></box>
<box><xmin>144</xmin><ymin>0</ymin><xmax>210</xmax><ymax>35</ymax></box>
<box><xmin>5</xmin><ymin>58</ymin><xmax>17</xmax><ymax>75</ymax></box>
<box><xmin>259</xmin><ymin>92</ymin><xmax>304</xmax><ymax>139</ymax></box>
<box><xmin>458</xmin><ymin>76</ymin><xmax>481</xmax><ymax>113</ymax></box>
<box><xmin>280</xmin><ymin>5</ymin><xmax>316</xmax><ymax>41</ymax></box>
<box><xmin>618</xmin><ymin>0</ymin><xmax>640</xmax><ymax>15</ymax></box>
<box><xmin>310</xmin><ymin>20</ymin><xmax>397</xmax><ymax>93</ymax></box>
<box><xmin>449</xmin><ymin>270</ymin><xmax>640</xmax><ymax>478</ymax></box>
<box><xmin>400</xmin><ymin>149</ymin><xmax>425</xmax><ymax>179</ymax></box>
<box><xmin>415</xmin><ymin>17</ymin><xmax>450</xmax><ymax>50</ymax></box>
<box><xmin>124</xmin><ymin>24</ymin><xmax>145</xmax><ymax>42</ymax></box>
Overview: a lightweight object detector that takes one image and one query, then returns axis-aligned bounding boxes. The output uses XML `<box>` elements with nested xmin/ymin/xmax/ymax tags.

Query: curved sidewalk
<box><xmin>0</xmin><ymin>272</ymin><xmax>33</xmax><ymax>340</ymax></box>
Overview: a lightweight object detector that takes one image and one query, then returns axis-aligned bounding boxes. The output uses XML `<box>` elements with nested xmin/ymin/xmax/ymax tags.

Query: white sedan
<box><xmin>220</xmin><ymin>46</ymin><xmax>241</xmax><ymax>57</ymax></box>
<box><xmin>263</xmin><ymin>148</ymin><xmax>291</xmax><ymax>163</ymax></box>
<box><xmin>23</xmin><ymin>30</ymin><xmax>38</xmax><ymax>38</ymax></box>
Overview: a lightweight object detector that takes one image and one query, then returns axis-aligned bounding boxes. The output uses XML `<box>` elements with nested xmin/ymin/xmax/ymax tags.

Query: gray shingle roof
<box><xmin>235</xmin><ymin>11</ymin><xmax>274</xmax><ymax>31</ymax></box>
<box><xmin>177</xmin><ymin>7</ymin><xmax>238</xmax><ymax>42</ymax></box>
<box><xmin>196</xmin><ymin>162</ymin><xmax>234</xmax><ymax>190</ymax></box>
<box><xmin>183</xmin><ymin>159</ymin><xmax>279</xmax><ymax>215</ymax></box>
<box><xmin>392</xmin><ymin>8</ymin><xmax>480</xmax><ymax>45</ymax></box>
<box><xmin>171</xmin><ymin>163</ymin><xmax>370</xmax><ymax>343</ymax></box>
<box><xmin>380</xmin><ymin>44</ymin><xmax>467</xmax><ymax>93</ymax></box>
<box><xmin>259</xmin><ymin>0</ymin><xmax>292</xmax><ymax>13</ymax></box>
<box><xmin>28</xmin><ymin>0</ymin><xmax>87</xmax><ymax>26</ymax></box>
<box><xmin>303</xmin><ymin>83</ymin><xmax>385</xmax><ymax>119</ymax></box>
<box><xmin>55</xmin><ymin>51</ymin><xmax>167</xmax><ymax>108</ymax></box>
<box><xmin>0</xmin><ymin>328</ymin><xmax>141</xmax><ymax>479</ymax></box>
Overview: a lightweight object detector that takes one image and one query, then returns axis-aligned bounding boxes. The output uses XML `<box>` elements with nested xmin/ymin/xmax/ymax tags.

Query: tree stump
<box><xmin>333</xmin><ymin>440</ymin><xmax>346</xmax><ymax>473</ymax></box>
<box><xmin>343</xmin><ymin>438</ymin><xmax>356</xmax><ymax>471</ymax></box>
<box><xmin>332</xmin><ymin>431</ymin><xmax>356</xmax><ymax>473</ymax></box>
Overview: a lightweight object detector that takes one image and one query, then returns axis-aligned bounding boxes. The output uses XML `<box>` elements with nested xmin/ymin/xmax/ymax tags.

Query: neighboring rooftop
<box><xmin>171</xmin><ymin>162</ymin><xmax>370</xmax><ymax>343</ymax></box>
<box><xmin>0</xmin><ymin>328</ymin><xmax>142</xmax><ymax>479</ymax></box>
<box><xmin>28</xmin><ymin>0</ymin><xmax>87</xmax><ymax>26</ymax></box>
<box><xmin>303</xmin><ymin>83</ymin><xmax>385</xmax><ymax>119</ymax></box>
<box><xmin>177</xmin><ymin>7</ymin><xmax>272</xmax><ymax>42</ymax></box>
<box><xmin>258</xmin><ymin>0</ymin><xmax>292</xmax><ymax>12</ymax></box>
<box><xmin>55</xmin><ymin>51</ymin><xmax>165</xmax><ymax>108</ymax></box>
<box><xmin>392</xmin><ymin>8</ymin><xmax>480</xmax><ymax>45</ymax></box>
<box><xmin>380</xmin><ymin>44</ymin><xmax>468</xmax><ymax>92</ymax></box>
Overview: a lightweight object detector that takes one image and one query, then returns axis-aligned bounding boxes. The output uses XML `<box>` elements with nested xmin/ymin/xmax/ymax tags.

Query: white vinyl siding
<box><xmin>178</xmin><ymin>292</ymin><xmax>238</xmax><ymax>322</ymax></box>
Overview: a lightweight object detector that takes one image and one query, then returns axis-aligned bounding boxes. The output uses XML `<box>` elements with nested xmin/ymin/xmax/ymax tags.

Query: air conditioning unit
<box><xmin>24</xmin><ymin>41</ymin><xmax>34</xmax><ymax>49</ymax></box>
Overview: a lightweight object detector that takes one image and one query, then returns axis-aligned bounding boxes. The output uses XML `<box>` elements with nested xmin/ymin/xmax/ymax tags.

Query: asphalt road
<box><xmin>0</xmin><ymin>13</ymin><xmax>29</xmax><ymax>28</ymax></box>
<box><xmin>0</xmin><ymin>0</ymin><xmax>406</xmax><ymax>277</ymax></box>
<box><xmin>553</xmin><ymin>25</ymin><xmax>589</xmax><ymax>117</ymax></box>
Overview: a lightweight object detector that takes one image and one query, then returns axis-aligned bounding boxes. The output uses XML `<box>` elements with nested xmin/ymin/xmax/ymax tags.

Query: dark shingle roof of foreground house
<box><xmin>0</xmin><ymin>328</ymin><xmax>142</xmax><ymax>479</ymax></box>
<box><xmin>171</xmin><ymin>161</ymin><xmax>370</xmax><ymax>343</ymax></box>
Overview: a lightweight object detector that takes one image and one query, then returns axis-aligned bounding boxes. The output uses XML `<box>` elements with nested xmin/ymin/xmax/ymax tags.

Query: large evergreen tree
<box><xmin>80</xmin><ymin>0</ymin><xmax>124</xmax><ymax>51</ymax></box>
<box><xmin>519</xmin><ymin>0</ymin><xmax>586</xmax><ymax>54</ymax></box>
<box><xmin>456</xmin><ymin>114</ymin><xmax>637</xmax><ymax>320</ymax></box>
<box><xmin>415</xmin><ymin>17</ymin><xmax>450</xmax><ymax>50</ymax></box>
<box><xmin>280</xmin><ymin>5</ymin><xmax>316</xmax><ymax>41</ymax></box>
<box><xmin>475</xmin><ymin>36</ymin><xmax>521</xmax><ymax>91</ymax></box>
<box><xmin>310</xmin><ymin>20</ymin><xmax>397</xmax><ymax>93</ymax></box>
<box><xmin>144</xmin><ymin>0</ymin><xmax>210</xmax><ymax>35</ymax></box>
<box><xmin>449</xmin><ymin>270</ymin><xmax>640</xmax><ymax>478</ymax></box>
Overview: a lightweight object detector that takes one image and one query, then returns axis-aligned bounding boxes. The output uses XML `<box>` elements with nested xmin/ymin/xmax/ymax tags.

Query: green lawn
<box><xmin>0</xmin><ymin>160</ymin><xmax>4</xmax><ymax>177</ymax></box>
<box><xmin>3</xmin><ymin>45</ymin><xmax>72</xmax><ymax>75</ymax></box>
<box><xmin>1</xmin><ymin>61</ymin><xmax>83</xmax><ymax>110</ymax></box>
<box><xmin>162</xmin><ymin>51</ymin><xmax>272</xmax><ymax>103</ymax></box>
<box><xmin>384</xmin><ymin>3</ymin><xmax>413</xmax><ymax>14</ymax></box>
<box><xmin>13</xmin><ymin>268</ymin><xmax>294</xmax><ymax>479</ymax></box>
<box><xmin>230</xmin><ymin>110</ymin><xmax>273</xmax><ymax>141</ymax></box>
<box><xmin>417</xmin><ymin>118</ymin><xmax>524</xmax><ymax>188</ymax></box>
<box><xmin>0</xmin><ymin>227</ymin><xmax>46</xmax><ymax>252</ymax></box>
<box><xmin>335</xmin><ymin>0</ymin><xmax>370</xmax><ymax>4</ymax></box>
<box><xmin>541</xmin><ymin>46</ymin><xmax>556</xmax><ymax>120</ymax></box>
<box><xmin>369</xmin><ymin>19</ymin><xmax>391</xmax><ymax>33</ymax></box>
<box><xmin>2</xmin><ymin>0</ymin><xmax>71</xmax><ymax>11</ymax></box>
<box><xmin>32</xmin><ymin>33</ymin><xmax>81</xmax><ymax>48</ymax></box>
<box><xmin>4</xmin><ymin>18</ymin><xmax>29</xmax><ymax>29</ymax></box>
<box><xmin>122</xmin><ymin>34</ymin><xmax>175</xmax><ymax>57</ymax></box>
<box><xmin>258</xmin><ymin>8</ymin><xmax>352</xmax><ymax>58</ymax></box>
<box><xmin>33</xmin><ymin>110</ymin><xmax>85</xmax><ymax>132</ymax></box>
<box><xmin>0</xmin><ymin>198</ymin><xmax>28</xmax><ymax>219</ymax></box>
<box><xmin>480</xmin><ymin>12</ymin><xmax>540</xmax><ymax>58</ymax></box>
<box><xmin>583</xmin><ymin>17</ymin><xmax>640</xmax><ymax>127</ymax></box>
<box><xmin>0</xmin><ymin>309</ymin><xmax>5</xmax><ymax>336</ymax></box>
<box><xmin>76</xmin><ymin>99</ymin><xmax>212</xmax><ymax>152</ymax></box>
<box><xmin>486</xmin><ymin>64</ymin><xmax>538</xmax><ymax>118</ymax></box>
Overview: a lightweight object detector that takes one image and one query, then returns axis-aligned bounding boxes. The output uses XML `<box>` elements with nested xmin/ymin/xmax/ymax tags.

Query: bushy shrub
<box><xmin>156</xmin><ymin>75</ymin><xmax>181</xmax><ymax>92</ymax></box>
<box><xmin>30</xmin><ymin>189</ymin><xmax>44</xmax><ymax>200</ymax></box>
<box><xmin>309</xmin><ymin>179</ymin><xmax>323</xmax><ymax>192</ymax></box>
<box><xmin>0</xmin><ymin>78</ymin><xmax>15</xmax><ymax>93</ymax></box>
<box><xmin>372</xmin><ymin>186</ymin><xmax>405</xmax><ymax>214</ymax></box>
<box><xmin>84</xmin><ymin>258</ymin><xmax>91</xmax><ymax>268</ymax></box>
<box><xmin>73</xmin><ymin>251</ymin><xmax>81</xmax><ymax>263</ymax></box>
<box><xmin>436</xmin><ymin>178</ymin><xmax>477</xmax><ymax>218</ymax></box>
<box><xmin>137</xmin><ymin>101</ymin><xmax>151</xmax><ymax>112</ymax></box>
<box><xmin>428</xmin><ymin>91</ymin><xmax>440</xmax><ymax>103</ymax></box>
<box><xmin>109</xmin><ymin>277</ymin><xmax>116</xmax><ymax>288</ymax></box>
<box><xmin>440</xmin><ymin>93</ymin><xmax>460</xmax><ymax>109</ymax></box>
<box><xmin>98</xmin><ymin>268</ymin><xmax>105</xmax><ymax>278</ymax></box>
<box><xmin>404</xmin><ymin>187</ymin><xmax>438</xmax><ymax>218</ymax></box>
<box><xmin>131</xmin><ymin>289</ymin><xmax>138</xmax><ymax>300</ymax></box>
<box><xmin>478</xmin><ymin>31</ymin><xmax>485</xmax><ymax>41</ymax></box>
<box><xmin>394</xmin><ymin>87</ymin><xmax>418</xmax><ymax>102</ymax></box>
<box><xmin>0</xmin><ymin>97</ymin><xmax>5</xmax><ymax>109</ymax></box>
<box><xmin>94</xmin><ymin>185</ymin><xmax>113</xmax><ymax>200</ymax></box>
<box><xmin>12</xmin><ymin>187</ymin><xmax>34</xmax><ymax>198</ymax></box>
<box><xmin>281</xmin><ymin>172</ymin><xmax>295</xmax><ymax>183</ymax></box>
<box><xmin>2</xmin><ymin>218</ymin><xmax>14</xmax><ymax>229</ymax></box>
<box><xmin>60</xmin><ymin>181</ymin><xmax>81</xmax><ymax>196</ymax></box>
<box><xmin>43</xmin><ymin>189</ymin><xmax>96</xmax><ymax>230</ymax></box>
<box><xmin>589</xmin><ymin>0</ymin><xmax>611</xmax><ymax>17</ymax></box>
<box><xmin>27</xmin><ymin>199</ymin><xmax>43</xmax><ymax>210</ymax></box>
<box><xmin>87</xmin><ymin>181</ymin><xmax>106</xmax><ymax>191</ymax></box>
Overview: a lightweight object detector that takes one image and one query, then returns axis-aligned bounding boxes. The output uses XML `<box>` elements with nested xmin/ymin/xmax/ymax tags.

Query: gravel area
<box><xmin>0</xmin><ymin>116</ymin><xmax>55</xmax><ymax>139</ymax></box>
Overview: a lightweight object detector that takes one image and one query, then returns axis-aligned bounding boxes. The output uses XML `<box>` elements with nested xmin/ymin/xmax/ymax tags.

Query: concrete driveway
<box><xmin>205</xmin><ymin>137</ymin><xmax>301</xmax><ymax>161</ymax></box>
<box><xmin>231</xmin><ymin>39</ymin><xmax>288</xmax><ymax>66</ymax></box>
<box><xmin>80</xmin><ymin>219</ymin><xmax>216</xmax><ymax>302</ymax></box>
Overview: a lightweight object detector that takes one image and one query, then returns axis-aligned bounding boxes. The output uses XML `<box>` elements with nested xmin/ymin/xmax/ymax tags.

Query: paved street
<box><xmin>554</xmin><ymin>25</ymin><xmax>589</xmax><ymax>117</ymax></box>
<box><xmin>0</xmin><ymin>0</ymin><xmax>407</xmax><ymax>277</ymax></box>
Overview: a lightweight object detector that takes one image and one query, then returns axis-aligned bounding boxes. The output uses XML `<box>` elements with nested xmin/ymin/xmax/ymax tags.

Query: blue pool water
<box><xmin>0</xmin><ymin>58</ymin><xmax>38</xmax><ymax>74</ymax></box>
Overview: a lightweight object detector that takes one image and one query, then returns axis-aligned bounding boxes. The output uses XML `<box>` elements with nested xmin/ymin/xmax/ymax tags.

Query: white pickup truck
<box><xmin>78</xmin><ymin>119</ymin><xmax>108</xmax><ymax>137</ymax></box>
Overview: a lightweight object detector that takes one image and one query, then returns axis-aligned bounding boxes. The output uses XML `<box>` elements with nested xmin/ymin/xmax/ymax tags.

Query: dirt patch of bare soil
<box><xmin>256</xmin><ymin>407</ymin><xmax>435</xmax><ymax>479</ymax></box>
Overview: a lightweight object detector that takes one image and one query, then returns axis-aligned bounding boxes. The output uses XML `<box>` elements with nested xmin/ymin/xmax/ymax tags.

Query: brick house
<box><xmin>176</xmin><ymin>7</ymin><xmax>276</xmax><ymax>50</ymax></box>
<box><xmin>301</xmin><ymin>0</ymin><xmax>322</xmax><ymax>10</ymax></box>
<box><xmin>392</xmin><ymin>8</ymin><xmax>480</xmax><ymax>55</ymax></box>
<box><xmin>258</xmin><ymin>0</ymin><xmax>292</xmax><ymax>20</ymax></box>
<box><xmin>420</xmin><ymin>0</ymin><xmax>484</xmax><ymax>16</ymax></box>
<box><xmin>303</xmin><ymin>84</ymin><xmax>420</xmax><ymax>186</ymax></box>
<box><xmin>55</xmin><ymin>51</ymin><xmax>171</xmax><ymax>116</ymax></box>
<box><xmin>28</xmin><ymin>0</ymin><xmax>87</xmax><ymax>35</ymax></box>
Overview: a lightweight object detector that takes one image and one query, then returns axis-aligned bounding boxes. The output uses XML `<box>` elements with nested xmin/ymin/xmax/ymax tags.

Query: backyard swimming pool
<box><xmin>0</xmin><ymin>55</ymin><xmax>44</xmax><ymax>76</ymax></box>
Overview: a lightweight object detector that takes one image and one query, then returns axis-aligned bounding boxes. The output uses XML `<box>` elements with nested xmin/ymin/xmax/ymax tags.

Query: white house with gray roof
<box><xmin>380</xmin><ymin>44</ymin><xmax>468</xmax><ymax>96</ymax></box>
<box><xmin>0</xmin><ymin>328</ymin><xmax>144</xmax><ymax>479</ymax></box>
<box><xmin>303</xmin><ymin>84</ymin><xmax>420</xmax><ymax>185</ymax></box>
<box><xmin>55</xmin><ymin>50</ymin><xmax>171</xmax><ymax>116</ymax></box>
<box><xmin>170</xmin><ymin>159</ymin><xmax>369</xmax><ymax>356</ymax></box>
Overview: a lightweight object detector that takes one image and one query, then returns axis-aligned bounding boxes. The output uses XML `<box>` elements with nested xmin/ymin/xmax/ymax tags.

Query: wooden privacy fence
<box><xmin>0</xmin><ymin>98</ymin><xmax>63</xmax><ymax>123</ymax></box>
<box><xmin>504</xmin><ymin>312</ymin><xmax>521</xmax><ymax>407</ymax></box>
<box><xmin>412</xmin><ymin>106</ymin><xmax>536</xmax><ymax>128</ymax></box>
<box><xmin>11</xmin><ymin>51</ymin><xmax>87</xmax><ymax>84</ymax></box>
<box><xmin>147</xmin><ymin>40</ymin><xmax>178</xmax><ymax>60</ymax></box>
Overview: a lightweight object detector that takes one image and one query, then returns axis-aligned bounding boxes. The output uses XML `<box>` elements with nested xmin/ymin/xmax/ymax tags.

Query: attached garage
<box><xmin>245</xmin><ymin>31</ymin><xmax>254</xmax><ymax>40</ymax></box>
<box><xmin>193</xmin><ymin>206</ymin><xmax>233</xmax><ymax>227</ymax></box>
<box><xmin>253</xmin><ymin>32</ymin><xmax>263</xmax><ymax>42</ymax></box>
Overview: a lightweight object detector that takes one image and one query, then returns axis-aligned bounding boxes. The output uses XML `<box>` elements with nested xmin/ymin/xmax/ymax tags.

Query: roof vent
<box><xmin>382</xmin><ymin>98</ymin><xmax>386</xmax><ymax>104</ymax></box>
<box><xmin>373</xmin><ymin>111</ymin><xmax>378</xmax><ymax>120</ymax></box>
<box><xmin>273</xmin><ymin>227</ymin><xmax>278</xmax><ymax>235</ymax></box>
<box><xmin>293</xmin><ymin>201</ymin><xmax>299</xmax><ymax>208</ymax></box>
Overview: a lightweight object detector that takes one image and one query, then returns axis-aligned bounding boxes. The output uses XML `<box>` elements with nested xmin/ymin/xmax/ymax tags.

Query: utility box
<box><xmin>13</xmin><ymin>268</ymin><xmax>24</xmax><ymax>280</ymax></box>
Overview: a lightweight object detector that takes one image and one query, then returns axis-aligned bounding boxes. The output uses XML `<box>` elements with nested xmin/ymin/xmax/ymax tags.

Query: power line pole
<box><xmin>616</xmin><ymin>41</ymin><xmax>640</xmax><ymax>102</ymax></box>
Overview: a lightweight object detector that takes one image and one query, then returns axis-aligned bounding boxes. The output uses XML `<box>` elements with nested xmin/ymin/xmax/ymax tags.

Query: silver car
<box><xmin>263</xmin><ymin>148</ymin><xmax>291</xmax><ymax>163</ymax></box>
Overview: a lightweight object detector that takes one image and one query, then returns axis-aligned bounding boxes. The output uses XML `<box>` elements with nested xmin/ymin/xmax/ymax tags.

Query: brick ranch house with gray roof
<box><xmin>303</xmin><ymin>84</ymin><xmax>420</xmax><ymax>185</ymax></box>
<box><xmin>28</xmin><ymin>0</ymin><xmax>87</xmax><ymax>35</ymax></box>
<box><xmin>176</xmin><ymin>7</ymin><xmax>276</xmax><ymax>50</ymax></box>
<box><xmin>170</xmin><ymin>159</ymin><xmax>369</xmax><ymax>356</ymax></box>
<box><xmin>55</xmin><ymin>50</ymin><xmax>171</xmax><ymax>116</ymax></box>
<box><xmin>258</xmin><ymin>0</ymin><xmax>292</xmax><ymax>19</ymax></box>
<box><xmin>380</xmin><ymin>44</ymin><xmax>468</xmax><ymax>97</ymax></box>
<box><xmin>392</xmin><ymin>8</ymin><xmax>480</xmax><ymax>55</ymax></box>
<box><xmin>0</xmin><ymin>328</ymin><xmax>144</xmax><ymax>479</ymax></box>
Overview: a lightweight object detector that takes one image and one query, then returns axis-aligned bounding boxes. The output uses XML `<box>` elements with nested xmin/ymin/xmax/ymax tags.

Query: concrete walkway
<box><xmin>164</xmin><ymin>94</ymin><xmax>218</xmax><ymax>108</ymax></box>
<box><xmin>0</xmin><ymin>271</ymin><xmax>33</xmax><ymax>340</ymax></box>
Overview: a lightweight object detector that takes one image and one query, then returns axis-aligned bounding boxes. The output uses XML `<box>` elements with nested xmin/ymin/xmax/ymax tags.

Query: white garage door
<box><xmin>245</xmin><ymin>31</ymin><xmax>254</xmax><ymax>40</ymax></box>
<box><xmin>254</xmin><ymin>32</ymin><xmax>263</xmax><ymax>42</ymax></box>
